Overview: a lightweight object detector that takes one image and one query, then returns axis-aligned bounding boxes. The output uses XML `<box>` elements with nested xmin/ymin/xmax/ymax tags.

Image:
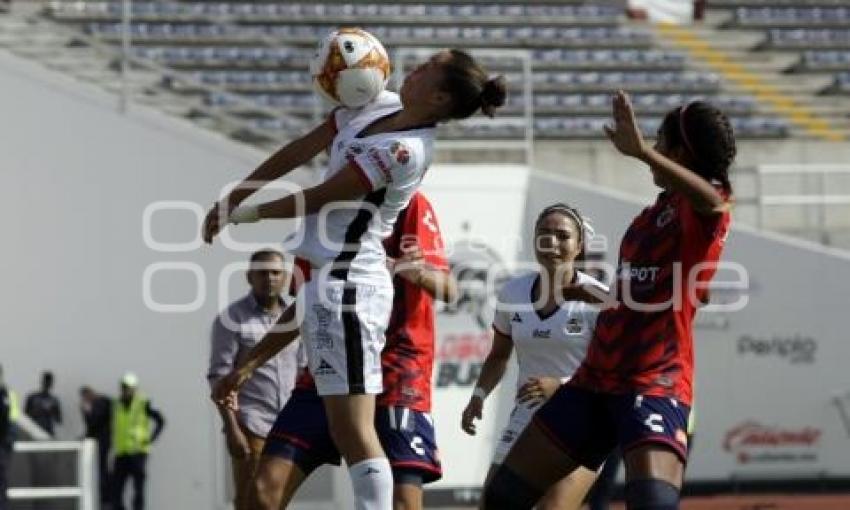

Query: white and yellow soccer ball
<box><xmin>310</xmin><ymin>28</ymin><xmax>391</xmax><ymax>108</ymax></box>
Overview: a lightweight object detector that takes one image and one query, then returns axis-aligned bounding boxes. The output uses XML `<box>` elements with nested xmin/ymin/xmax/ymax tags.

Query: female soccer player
<box><xmin>483</xmin><ymin>91</ymin><xmax>735</xmax><ymax>510</ymax></box>
<box><xmin>205</xmin><ymin>50</ymin><xmax>505</xmax><ymax>510</ymax></box>
<box><xmin>461</xmin><ymin>203</ymin><xmax>606</xmax><ymax>510</ymax></box>
<box><xmin>252</xmin><ymin>192</ymin><xmax>455</xmax><ymax>510</ymax></box>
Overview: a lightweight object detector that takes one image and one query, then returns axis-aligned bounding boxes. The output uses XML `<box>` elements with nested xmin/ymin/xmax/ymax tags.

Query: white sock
<box><xmin>348</xmin><ymin>457</ymin><xmax>393</xmax><ymax>510</ymax></box>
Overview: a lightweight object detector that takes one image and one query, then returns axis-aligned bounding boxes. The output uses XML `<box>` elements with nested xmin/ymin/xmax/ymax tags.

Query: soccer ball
<box><xmin>310</xmin><ymin>28</ymin><xmax>391</xmax><ymax>108</ymax></box>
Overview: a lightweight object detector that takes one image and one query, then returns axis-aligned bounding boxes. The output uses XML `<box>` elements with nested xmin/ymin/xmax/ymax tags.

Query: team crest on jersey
<box><xmin>565</xmin><ymin>317</ymin><xmax>583</xmax><ymax>334</ymax></box>
<box><xmin>390</xmin><ymin>141</ymin><xmax>411</xmax><ymax>165</ymax></box>
<box><xmin>656</xmin><ymin>204</ymin><xmax>676</xmax><ymax>228</ymax></box>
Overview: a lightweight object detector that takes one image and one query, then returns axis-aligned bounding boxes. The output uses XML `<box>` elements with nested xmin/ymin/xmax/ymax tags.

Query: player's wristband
<box><xmin>229</xmin><ymin>205</ymin><xmax>260</xmax><ymax>224</ymax></box>
<box><xmin>472</xmin><ymin>387</ymin><xmax>488</xmax><ymax>401</ymax></box>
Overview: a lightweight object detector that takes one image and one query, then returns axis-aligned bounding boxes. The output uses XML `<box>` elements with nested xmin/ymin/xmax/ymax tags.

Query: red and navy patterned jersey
<box><xmin>570</xmin><ymin>190</ymin><xmax>731</xmax><ymax>405</ymax></box>
<box><xmin>378</xmin><ymin>192</ymin><xmax>447</xmax><ymax>412</ymax></box>
<box><xmin>294</xmin><ymin>193</ymin><xmax>447</xmax><ymax>413</ymax></box>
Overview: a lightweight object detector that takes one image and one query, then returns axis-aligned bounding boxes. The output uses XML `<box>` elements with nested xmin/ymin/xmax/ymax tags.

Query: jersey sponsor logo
<box><xmin>511</xmin><ymin>313</ymin><xmax>523</xmax><ymax>323</ymax></box>
<box><xmin>619</xmin><ymin>265</ymin><xmax>661</xmax><ymax>283</ymax></box>
<box><xmin>532</xmin><ymin>328</ymin><xmax>551</xmax><ymax>339</ymax></box>
<box><xmin>315</xmin><ymin>358</ymin><xmax>337</xmax><ymax>376</ymax></box>
<box><xmin>367</xmin><ymin>147</ymin><xmax>393</xmax><ymax>182</ymax></box>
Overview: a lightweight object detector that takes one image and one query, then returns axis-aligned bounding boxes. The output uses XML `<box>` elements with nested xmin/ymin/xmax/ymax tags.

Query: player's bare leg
<box><xmin>324</xmin><ymin>394</ymin><xmax>393</xmax><ymax>508</ymax></box>
<box><xmin>622</xmin><ymin>445</ymin><xmax>684</xmax><ymax>509</ymax></box>
<box><xmin>537</xmin><ymin>467</ymin><xmax>598</xmax><ymax>510</ymax></box>
<box><xmin>323</xmin><ymin>394</ymin><xmax>385</xmax><ymax>462</ymax></box>
<box><xmin>483</xmin><ymin>460</ymin><xmax>597</xmax><ymax>510</ymax></box>
<box><xmin>482</xmin><ymin>422</ymin><xmax>582</xmax><ymax>509</ymax></box>
<box><xmin>392</xmin><ymin>483</ymin><xmax>423</xmax><ymax>510</ymax></box>
<box><xmin>250</xmin><ymin>456</ymin><xmax>306</xmax><ymax>510</ymax></box>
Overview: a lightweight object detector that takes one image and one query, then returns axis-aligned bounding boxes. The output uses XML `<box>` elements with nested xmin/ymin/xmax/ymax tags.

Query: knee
<box><xmin>624</xmin><ymin>479</ymin><xmax>679</xmax><ymax>510</ymax></box>
<box><xmin>482</xmin><ymin>465</ymin><xmax>541</xmax><ymax>510</ymax></box>
<box><xmin>251</xmin><ymin>472</ymin><xmax>283</xmax><ymax>510</ymax></box>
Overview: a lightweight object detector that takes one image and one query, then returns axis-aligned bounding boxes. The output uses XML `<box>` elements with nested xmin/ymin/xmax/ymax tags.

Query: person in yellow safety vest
<box><xmin>1</xmin><ymin>363</ymin><xmax>19</xmax><ymax>510</ymax></box>
<box><xmin>111</xmin><ymin>372</ymin><xmax>164</xmax><ymax>510</ymax></box>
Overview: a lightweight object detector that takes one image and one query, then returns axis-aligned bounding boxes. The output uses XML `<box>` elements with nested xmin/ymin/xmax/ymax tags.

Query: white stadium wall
<box><xmin>0</xmin><ymin>49</ymin><xmax>340</xmax><ymax>509</ymax></box>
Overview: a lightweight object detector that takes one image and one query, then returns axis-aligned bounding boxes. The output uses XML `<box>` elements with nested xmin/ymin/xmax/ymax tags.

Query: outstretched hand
<box><xmin>603</xmin><ymin>90</ymin><xmax>649</xmax><ymax>160</ymax></box>
<box><xmin>211</xmin><ymin>370</ymin><xmax>249</xmax><ymax>410</ymax></box>
<box><xmin>202</xmin><ymin>202</ymin><xmax>228</xmax><ymax>245</ymax></box>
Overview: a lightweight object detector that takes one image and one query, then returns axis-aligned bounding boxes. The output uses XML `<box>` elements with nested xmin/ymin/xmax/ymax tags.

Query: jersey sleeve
<box><xmin>491</xmin><ymin>283</ymin><xmax>513</xmax><ymax>338</ymax></box>
<box><xmin>331</xmin><ymin>106</ymin><xmax>356</xmax><ymax>134</ymax></box>
<box><xmin>349</xmin><ymin>137</ymin><xmax>422</xmax><ymax>193</ymax></box>
<box><xmin>678</xmin><ymin>192</ymin><xmax>731</xmax><ymax>245</ymax></box>
<box><xmin>403</xmin><ymin>194</ymin><xmax>449</xmax><ymax>272</ymax></box>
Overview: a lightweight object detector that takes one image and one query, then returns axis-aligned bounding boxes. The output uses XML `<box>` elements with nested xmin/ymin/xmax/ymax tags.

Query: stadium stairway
<box><xmin>652</xmin><ymin>11</ymin><xmax>850</xmax><ymax>141</ymax></box>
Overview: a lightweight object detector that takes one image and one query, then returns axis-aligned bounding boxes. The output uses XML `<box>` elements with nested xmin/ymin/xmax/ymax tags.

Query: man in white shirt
<box><xmin>207</xmin><ymin>249</ymin><xmax>300</xmax><ymax>510</ymax></box>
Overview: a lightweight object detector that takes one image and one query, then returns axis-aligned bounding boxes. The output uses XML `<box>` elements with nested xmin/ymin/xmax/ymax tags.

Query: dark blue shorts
<box><xmin>263</xmin><ymin>390</ymin><xmax>442</xmax><ymax>484</ymax></box>
<box><xmin>263</xmin><ymin>389</ymin><xmax>341</xmax><ymax>475</ymax></box>
<box><xmin>534</xmin><ymin>385</ymin><xmax>691</xmax><ymax>470</ymax></box>
<box><xmin>374</xmin><ymin>405</ymin><xmax>442</xmax><ymax>484</ymax></box>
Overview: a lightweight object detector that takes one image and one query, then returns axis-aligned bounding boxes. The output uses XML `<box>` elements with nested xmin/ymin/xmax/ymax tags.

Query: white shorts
<box><xmin>492</xmin><ymin>400</ymin><xmax>541</xmax><ymax>465</ymax></box>
<box><xmin>300</xmin><ymin>277</ymin><xmax>392</xmax><ymax>396</ymax></box>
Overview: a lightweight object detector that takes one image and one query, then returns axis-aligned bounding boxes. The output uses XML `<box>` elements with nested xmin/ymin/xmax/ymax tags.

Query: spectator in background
<box><xmin>1</xmin><ymin>364</ymin><xmax>20</xmax><ymax>510</ymax></box>
<box><xmin>207</xmin><ymin>249</ymin><xmax>301</xmax><ymax>510</ymax></box>
<box><xmin>25</xmin><ymin>371</ymin><xmax>61</xmax><ymax>437</ymax></box>
<box><xmin>112</xmin><ymin>373</ymin><xmax>165</xmax><ymax>510</ymax></box>
<box><xmin>80</xmin><ymin>386</ymin><xmax>112</xmax><ymax>503</ymax></box>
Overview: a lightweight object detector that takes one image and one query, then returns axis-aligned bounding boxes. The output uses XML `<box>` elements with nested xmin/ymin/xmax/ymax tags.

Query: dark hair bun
<box><xmin>480</xmin><ymin>75</ymin><xmax>507</xmax><ymax>118</ymax></box>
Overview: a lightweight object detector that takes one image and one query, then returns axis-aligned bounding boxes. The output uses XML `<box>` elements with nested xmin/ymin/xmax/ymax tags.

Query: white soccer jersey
<box><xmin>287</xmin><ymin>91</ymin><xmax>436</xmax><ymax>285</ymax></box>
<box><xmin>492</xmin><ymin>270</ymin><xmax>607</xmax><ymax>394</ymax></box>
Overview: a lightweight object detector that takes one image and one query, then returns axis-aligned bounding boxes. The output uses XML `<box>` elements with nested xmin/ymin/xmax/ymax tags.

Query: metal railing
<box><xmin>8</xmin><ymin>439</ymin><xmax>98</xmax><ymax>510</ymax></box>
<box><xmin>753</xmin><ymin>164</ymin><xmax>850</xmax><ymax>245</ymax></box>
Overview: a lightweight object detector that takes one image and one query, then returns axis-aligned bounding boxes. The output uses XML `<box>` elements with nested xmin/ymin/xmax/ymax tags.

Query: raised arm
<box><xmin>391</xmin><ymin>246</ymin><xmax>459</xmax><ymax>304</ymax></box>
<box><xmin>222</xmin><ymin>161</ymin><xmax>372</xmax><ymax>229</ymax></box>
<box><xmin>203</xmin><ymin>117</ymin><xmax>337</xmax><ymax>243</ymax></box>
<box><xmin>603</xmin><ymin>90</ymin><xmax>726</xmax><ymax>215</ymax></box>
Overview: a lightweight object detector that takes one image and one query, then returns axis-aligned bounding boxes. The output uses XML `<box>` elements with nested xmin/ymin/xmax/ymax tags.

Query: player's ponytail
<box><xmin>439</xmin><ymin>49</ymin><xmax>506</xmax><ymax>120</ymax></box>
<box><xmin>480</xmin><ymin>76</ymin><xmax>507</xmax><ymax>118</ymax></box>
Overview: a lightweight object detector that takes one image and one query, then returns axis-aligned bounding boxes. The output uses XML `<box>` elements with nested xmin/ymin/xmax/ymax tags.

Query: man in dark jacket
<box><xmin>80</xmin><ymin>386</ymin><xmax>112</xmax><ymax>503</ymax></box>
